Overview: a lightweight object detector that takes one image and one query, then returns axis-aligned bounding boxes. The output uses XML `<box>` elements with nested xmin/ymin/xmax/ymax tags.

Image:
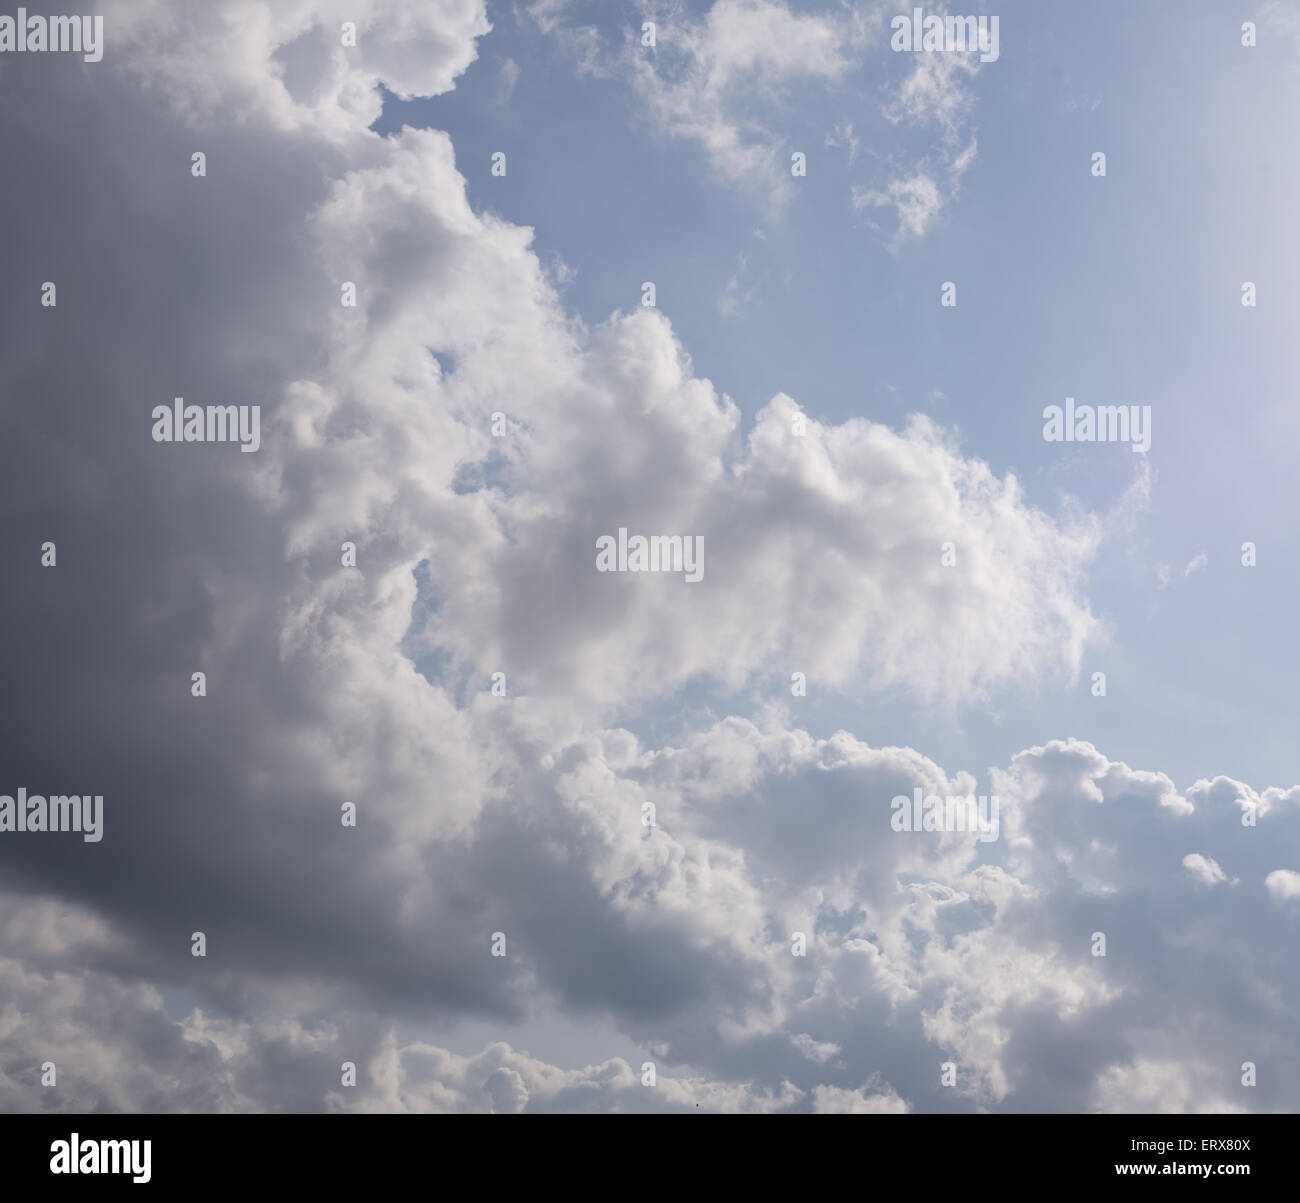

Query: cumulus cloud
<box><xmin>1093</xmin><ymin>1059</ymin><xmax>1247</xmax><ymax>1116</ymax></box>
<box><xmin>112</xmin><ymin>0</ymin><xmax>490</xmax><ymax>133</ymax></box>
<box><xmin>1183</xmin><ymin>853</ymin><xmax>1233</xmax><ymax>887</ymax></box>
<box><xmin>811</xmin><ymin>1080</ymin><xmax>909</xmax><ymax>1113</ymax></box>
<box><xmin>0</xmin><ymin>897</ymin><xmax>793</xmax><ymax>1114</ymax></box>
<box><xmin>1264</xmin><ymin>870</ymin><xmax>1300</xmax><ymax>906</ymax></box>
<box><xmin>792</xmin><ymin>1033</ymin><xmax>841</xmax><ymax>1063</ymax></box>
<box><xmin>0</xmin><ymin>0</ymin><xmax>1295</xmax><ymax>1120</ymax></box>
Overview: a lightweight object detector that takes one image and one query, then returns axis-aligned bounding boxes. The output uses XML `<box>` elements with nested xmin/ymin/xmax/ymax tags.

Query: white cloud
<box><xmin>1265</xmin><ymin>869</ymin><xmax>1300</xmax><ymax>906</ymax></box>
<box><xmin>532</xmin><ymin>1</ymin><xmax>986</xmax><ymax>239</ymax></box>
<box><xmin>853</xmin><ymin>171</ymin><xmax>944</xmax><ymax>239</ymax></box>
<box><xmin>112</xmin><ymin>0</ymin><xmax>490</xmax><ymax>133</ymax></box>
<box><xmin>811</xmin><ymin>1080</ymin><xmax>909</xmax><ymax>1113</ymax></box>
<box><xmin>884</xmin><ymin>37</ymin><xmax>979</xmax><ymax>137</ymax></box>
<box><xmin>860</xmin><ymin>11</ymin><xmax>985</xmax><ymax>241</ymax></box>
<box><xmin>1182</xmin><ymin>853</ymin><xmax>1234</xmax><ymax>887</ymax></box>
<box><xmin>618</xmin><ymin>0</ymin><xmax>863</xmax><ymax>213</ymax></box>
<box><xmin>282</xmin><ymin>108</ymin><xmax>1100</xmax><ymax>713</ymax></box>
<box><xmin>792</xmin><ymin>1033</ymin><xmax>841</xmax><ymax>1063</ymax></box>
<box><xmin>1094</xmin><ymin>1060</ymin><xmax>1246</xmax><ymax>1115</ymax></box>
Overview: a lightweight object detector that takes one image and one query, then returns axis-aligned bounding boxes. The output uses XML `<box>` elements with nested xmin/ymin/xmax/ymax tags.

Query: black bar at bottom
<box><xmin>3</xmin><ymin>1112</ymin><xmax>1292</xmax><ymax>1190</ymax></box>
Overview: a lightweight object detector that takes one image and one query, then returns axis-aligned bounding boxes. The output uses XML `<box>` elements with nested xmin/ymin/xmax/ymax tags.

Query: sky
<box><xmin>0</xmin><ymin>0</ymin><xmax>1298</xmax><ymax>1114</ymax></box>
